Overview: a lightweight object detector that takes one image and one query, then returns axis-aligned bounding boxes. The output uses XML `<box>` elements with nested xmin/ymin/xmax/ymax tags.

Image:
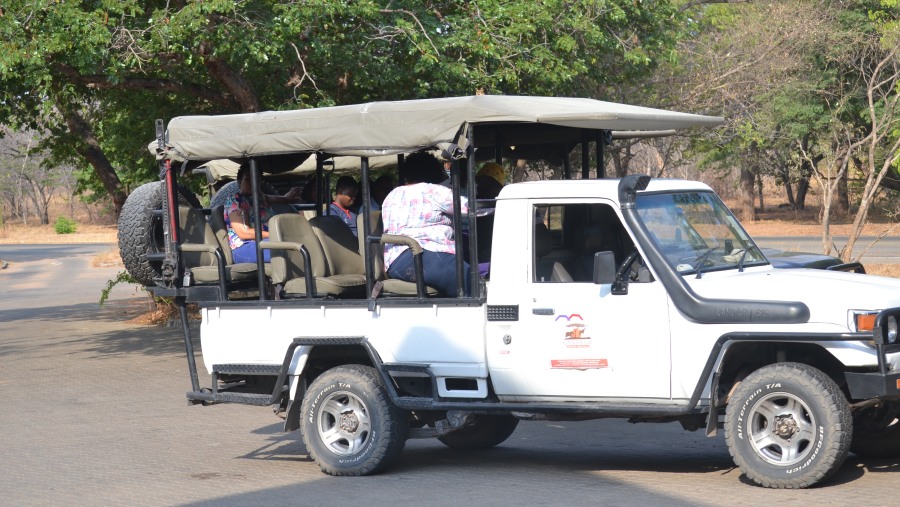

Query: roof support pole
<box><xmin>596</xmin><ymin>130</ymin><xmax>607</xmax><ymax>178</ymax></box>
<box><xmin>360</xmin><ymin>156</ymin><xmax>374</xmax><ymax>298</ymax></box>
<box><xmin>250</xmin><ymin>158</ymin><xmax>267</xmax><ymax>300</ymax></box>
<box><xmin>581</xmin><ymin>130</ymin><xmax>591</xmax><ymax>179</ymax></box>
<box><xmin>466</xmin><ymin>129</ymin><xmax>480</xmax><ymax>298</ymax></box>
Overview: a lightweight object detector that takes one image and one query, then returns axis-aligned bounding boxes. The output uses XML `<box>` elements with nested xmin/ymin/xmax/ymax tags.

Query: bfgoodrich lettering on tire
<box><xmin>300</xmin><ymin>365</ymin><xmax>408</xmax><ymax>476</ymax></box>
<box><xmin>724</xmin><ymin>362</ymin><xmax>852</xmax><ymax>489</ymax></box>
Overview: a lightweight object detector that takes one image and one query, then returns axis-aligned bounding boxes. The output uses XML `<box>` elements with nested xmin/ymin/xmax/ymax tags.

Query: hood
<box><xmin>689</xmin><ymin>268</ymin><xmax>900</xmax><ymax>327</ymax></box>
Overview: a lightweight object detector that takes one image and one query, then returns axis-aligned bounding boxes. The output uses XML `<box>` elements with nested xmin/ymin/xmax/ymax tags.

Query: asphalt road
<box><xmin>754</xmin><ymin>236</ymin><xmax>900</xmax><ymax>264</ymax></box>
<box><xmin>1</xmin><ymin>244</ymin><xmax>898</xmax><ymax>506</ymax></box>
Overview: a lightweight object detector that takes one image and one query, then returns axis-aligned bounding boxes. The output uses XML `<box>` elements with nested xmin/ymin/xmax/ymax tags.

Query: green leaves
<box><xmin>0</xmin><ymin>0</ymin><xmax>684</xmax><ymax>204</ymax></box>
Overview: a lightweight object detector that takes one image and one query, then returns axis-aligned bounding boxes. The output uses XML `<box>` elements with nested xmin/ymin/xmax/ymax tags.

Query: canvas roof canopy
<box><xmin>156</xmin><ymin>95</ymin><xmax>723</xmax><ymax>163</ymax></box>
<box><xmin>193</xmin><ymin>153</ymin><xmax>403</xmax><ymax>182</ymax></box>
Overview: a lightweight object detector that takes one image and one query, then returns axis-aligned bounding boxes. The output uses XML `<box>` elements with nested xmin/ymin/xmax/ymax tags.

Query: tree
<box><xmin>0</xmin><ymin>1</ymin><xmax>685</xmax><ymax>212</ymax></box>
<box><xmin>0</xmin><ymin>127</ymin><xmax>65</xmax><ymax>225</ymax></box>
<box><xmin>650</xmin><ymin>2</ymin><xmax>837</xmax><ymax>220</ymax></box>
<box><xmin>825</xmin><ymin>24</ymin><xmax>900</xmax><ymax>261</ymax></box>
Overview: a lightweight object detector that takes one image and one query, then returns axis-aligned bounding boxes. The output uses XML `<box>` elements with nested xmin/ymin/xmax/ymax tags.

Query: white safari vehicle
<box><xmin>121</xmin><ymin>96</ymin><xmax>900</xmax><ymax>489</ymax></box>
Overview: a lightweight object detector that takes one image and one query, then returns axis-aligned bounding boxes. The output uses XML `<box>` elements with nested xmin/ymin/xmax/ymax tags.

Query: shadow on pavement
<box><xmin>0</xmin><ymin>297</ymin><xmax>194</xmax><ymax>358</ymax></box>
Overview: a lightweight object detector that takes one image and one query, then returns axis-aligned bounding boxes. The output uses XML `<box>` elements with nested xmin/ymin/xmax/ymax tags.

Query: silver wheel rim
<box><xmin>747</xmin><ymin>391</ymin><xmax>817</xmax><ymax>466</ymax></box>
<box><xmin>315</xmin><ymin>390</ymin><xmax>371</xmax><ymax>456</ymax></box>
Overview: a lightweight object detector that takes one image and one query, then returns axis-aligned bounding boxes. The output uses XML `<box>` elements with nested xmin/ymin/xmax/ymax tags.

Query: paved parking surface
<box><xmin>0</xmin><ymin>245</ymin><xmax>897</xmax><ymax>506</ymax></box>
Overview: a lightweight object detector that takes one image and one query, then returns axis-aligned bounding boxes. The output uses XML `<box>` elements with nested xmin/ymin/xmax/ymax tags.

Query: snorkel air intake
<box><xmin>617</xmin><ymin>175</ymin><xmax>809</xmax><ymax>324</ymax></box>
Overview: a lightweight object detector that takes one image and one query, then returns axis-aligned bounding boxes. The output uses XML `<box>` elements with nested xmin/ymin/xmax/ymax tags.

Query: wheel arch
<box><xmin>715</xmin><ymin>339</ymin><xmax>848</xmax><ymax>408</ymax></box>
<box><xmin>284</xmin><ymin>341</ymin><xmax>379</xmax><ymax>432</ymax></box>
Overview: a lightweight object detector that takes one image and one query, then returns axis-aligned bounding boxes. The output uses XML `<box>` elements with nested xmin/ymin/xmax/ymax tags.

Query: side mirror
<box><xmin>593</xmin><ymin>251</ymin><xmax>617</xmax><ymax>285</ymax></box>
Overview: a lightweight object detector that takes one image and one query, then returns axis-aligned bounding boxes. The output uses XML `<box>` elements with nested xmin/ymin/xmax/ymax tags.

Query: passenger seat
<box><xmin>267</xmin><ymin>213</ymin><xmax>365</xmax><ymax>298</ymax></box>
<box><xmin>177</xmin><ymin>206</ymin><xmax>267</xmax><ymax>299</ymax></box>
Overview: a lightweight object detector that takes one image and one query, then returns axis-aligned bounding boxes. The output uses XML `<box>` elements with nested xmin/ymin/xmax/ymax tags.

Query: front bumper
<box><xmin>844</xmin><ymin>307</ymin><xmax>900</xmax><ymax>399</ymax></box>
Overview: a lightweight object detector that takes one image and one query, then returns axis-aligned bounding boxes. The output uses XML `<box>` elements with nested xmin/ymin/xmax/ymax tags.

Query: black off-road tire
<box><xmin>210</xmin><ymin>180</ymin><xmax>295</xmax><ymax>215</ymax></box>
<box><xmin>438</xmin><ymin>415</ymin><xmax>519</xmax><ymax>450</ymax></box>
<box><xmin>117</xmin><ymin>181</ymin><xmax>200</xmax><ymax>287</ymax></box>
<box><xmin>850</xmin><ymin>402</ymin><xmax>900</xmax><ymax>458</ymax></box>
<box><xmin>724</xmin><ymin>362</ymin><xmax>852</xmax><ymax>489</ymax></box>
<box><xmin>300</xmin><ymin>365</ymin><xmax>408</xmax><ymax>476</ymax></box>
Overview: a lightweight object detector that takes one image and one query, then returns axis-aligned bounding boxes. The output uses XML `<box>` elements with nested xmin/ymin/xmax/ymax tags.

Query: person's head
<box><xmin>402</xmin><ymin>152</ymin><xmax>446</xmax><ymax>184</ymax></box>
<box><xmin>333</xmin><ymin>175</ymin><xmax>359</xmax><ymax>208</ymax></box>
<box><xmin>371</xmin><ymin>175</ymin><xmax>395</xmax><ymax>205</ymax></box>
<box><xmin>476</xmin><ymin>162</ymin><xmax>505</xmax><ymax>199</ymax></box>
<box><xmin>301</xmin><ymin>178</ymin><xmax>317</xmax><ymax>203</ymax></box>
<box><xmin>236</xmin><ymin>163</ymin><xmax>253</xmax><ymax>196</ymax></box>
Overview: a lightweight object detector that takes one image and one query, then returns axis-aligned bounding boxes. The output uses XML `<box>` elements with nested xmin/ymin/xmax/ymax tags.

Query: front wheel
<box><xmin>300</xmin><ymin>365</ymin><xmax>408</xmax><ymax>476</ymax></box>
<box><xmin>724</xmin><ymin>362</ymin><xmax>852</xmax><ymax>489</ymax></box>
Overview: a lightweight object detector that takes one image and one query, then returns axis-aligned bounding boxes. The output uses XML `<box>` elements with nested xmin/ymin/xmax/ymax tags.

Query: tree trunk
<box><xmin>836</xmin><ymin>173</ymin><xmax>850</xmax><ymax>215</ymax></box>
<box><xmin>739</xmin><ymin>166</ymin><xmax>757</xmax><ymax>221</ymax></box>
<box><xmin>756</xmin><ymin>171</ymin><xmax>764</xmax><ymax>211</ymax></box>
<box><xmin>795</xmin><ymin>175</ymin><xmax>810</xmax><ymax>210</ymax></box>
<box><xmin>60</xmin><ymin>106</ymin><xmax>127</xmax><ymax>216</ymax></box>
<box><xmin>781</xmin><ymin>166</ymin><xmax>796</xmax><ymax>208</ymax></box>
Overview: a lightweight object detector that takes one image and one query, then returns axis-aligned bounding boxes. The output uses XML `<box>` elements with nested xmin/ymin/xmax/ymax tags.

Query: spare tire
<box><xmin>210</xmin><ymin>180</ymin><xmax>296</xmax><ymax>215</ymax></box>
<box><xmin>118</xmin><ymin>181</ymin><xmax>201</xmax><ymax>287</ymax></box>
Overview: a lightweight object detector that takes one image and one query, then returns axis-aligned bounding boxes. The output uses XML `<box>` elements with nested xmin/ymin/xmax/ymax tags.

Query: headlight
<box><xmin>888</xmin><ymin>316</ymin><xmax>898</xmax><ymax>344</ymax></box>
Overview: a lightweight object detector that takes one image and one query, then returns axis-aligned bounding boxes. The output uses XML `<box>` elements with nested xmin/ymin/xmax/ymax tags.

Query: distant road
<box><xmin>755</xmin><ymin>236</ymin><xmax>900</xmax><ymax>264</ymax></box>
<box><xmin>0</xmin><ymin>243</ymin><xmax>112</xmax><ymax>263</ymax></box>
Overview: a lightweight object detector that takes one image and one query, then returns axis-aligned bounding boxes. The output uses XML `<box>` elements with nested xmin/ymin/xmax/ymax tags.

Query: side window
<box><xmin>533</xmin><ymin>203</ymin><xmax>640</xmax><ymax>283</ymax></box>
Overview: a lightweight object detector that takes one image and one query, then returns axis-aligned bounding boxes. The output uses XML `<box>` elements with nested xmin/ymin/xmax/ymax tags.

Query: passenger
<box><xmin>300</xmin><ymin>178</ymin><xmax>317</xmax><ymax>204</ymax></box>
<box><xmin>368</xmin><ymin>175</ymin><xmax>395</xmax><ymax>212</ymax></box>
<box><xmin>224</xmin><ymin>163</ymin><xmax>300</xmax><ymax>264</ymax></box>
<box><xmin>475</xmin><ymin>162</ymin><xmax>505</xmax><ymax>200</ymax></box>
<box><xmin>464</xmin><ymin>163</ymin><xmax>507</xmax><ymax>277</ymax></box>
<box><xmin>382</xmin><ymin>152</ymin><xmax>470</xmax><ymax>296</ymax></box>
<box><xmin>299</xmin><ymin>178</ymin><xmax>319</xmax><ymax>219</ymax></box>
<box><xmin>329</xmin><ymin>175</ymin><xmax>360</xmax><ymax>236</ymax></box>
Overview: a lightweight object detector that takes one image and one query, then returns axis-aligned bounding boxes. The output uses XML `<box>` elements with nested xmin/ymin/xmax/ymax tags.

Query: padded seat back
<box><xmin>268</xmin><ymin>213</ymin><xmax>328</xmax><ymax>285</ymax></box>
<box><xmin>208</xmin><ymin>205</ymin><xmax>235</xmax><ymax>265</ymax></box>
<box><xmin>310</xmin><ymin>215</ymin><xmax>365</xmax><ymax>276</ymax></box>
<box><xmin>179</xmin><ymin>207</ymin><xmax>218</xmax><ymax>268</ymax></box>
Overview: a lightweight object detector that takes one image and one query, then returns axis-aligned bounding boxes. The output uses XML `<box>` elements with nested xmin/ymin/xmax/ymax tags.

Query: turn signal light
<box><xmin>856</xmin><ymin>313</ymin><xmax>877</xmax><ymax>332</ymax></box>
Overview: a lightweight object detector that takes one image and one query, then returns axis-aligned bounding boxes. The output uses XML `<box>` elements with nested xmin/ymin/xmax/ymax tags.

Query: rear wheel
<box><xmin>117</xmin><ymin>182</ymin><xmax>200</xmax><ymax>286</ymax></box>
<box><xmin>724</xmin><ymin>362</ymin><xmax>852</xmax><ymax>488</ymax></box>
<box><xmin>438</xmin><ymin>414</ymin><xmax>519</xmax><ymax>450</ymax></box>
<box><xmin>301</xmin><ymin>365</ymin><xmax>408</xmax><ymax>476</ymax></box>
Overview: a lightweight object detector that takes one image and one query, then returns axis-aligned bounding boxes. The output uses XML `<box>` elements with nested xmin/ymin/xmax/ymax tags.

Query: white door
<box><xmin>487</xmin><ymin>202</ymin><xmax>672</xmax><ymax>400</ymax></box>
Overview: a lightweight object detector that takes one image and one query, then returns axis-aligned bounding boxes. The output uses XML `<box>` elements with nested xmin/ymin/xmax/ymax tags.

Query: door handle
<box><xmin>532</xmin><ymin>308</ymin><xmax>554</xmax><ymax>316</ymax></box>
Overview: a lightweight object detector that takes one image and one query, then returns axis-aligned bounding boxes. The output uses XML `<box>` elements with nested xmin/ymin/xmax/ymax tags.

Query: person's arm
<box><xmin>228</xmin><ymin>209</ymin><xmax>269</xmax><ymax>241</ymax></box>
<box><xmin>263</xmin><ymin>187</ymin><xmax>302</xmax><ymax>205</ymax></box>
<box><xmin>432</xmin><ymin>185</ymin><xmax>467</xmax><ymax>215</ymax></box>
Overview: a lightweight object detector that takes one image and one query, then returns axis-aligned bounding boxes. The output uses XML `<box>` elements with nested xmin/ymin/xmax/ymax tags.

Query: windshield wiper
<box><xmin>694</xmin><ymin>247</ymin><xmax>717</xmax><ymax>279</ymax></box>
<box><xmin>737</xmin><ymin>245</ymin><xmax>761</xmax><ymax>272</ymax></box>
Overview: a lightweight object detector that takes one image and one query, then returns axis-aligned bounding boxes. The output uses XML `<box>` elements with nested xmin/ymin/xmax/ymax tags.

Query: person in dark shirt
<box><xmin>328</xmin><ymin>175</ymin><xmax>360</xmax><ymax>236</ymax></box>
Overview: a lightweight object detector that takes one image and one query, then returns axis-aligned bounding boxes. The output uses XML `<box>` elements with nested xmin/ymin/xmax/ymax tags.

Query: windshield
<box><xmin>636</xmin><ymin>191</ymin><xmax>768</xmax><ymax>275</ymax></box>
